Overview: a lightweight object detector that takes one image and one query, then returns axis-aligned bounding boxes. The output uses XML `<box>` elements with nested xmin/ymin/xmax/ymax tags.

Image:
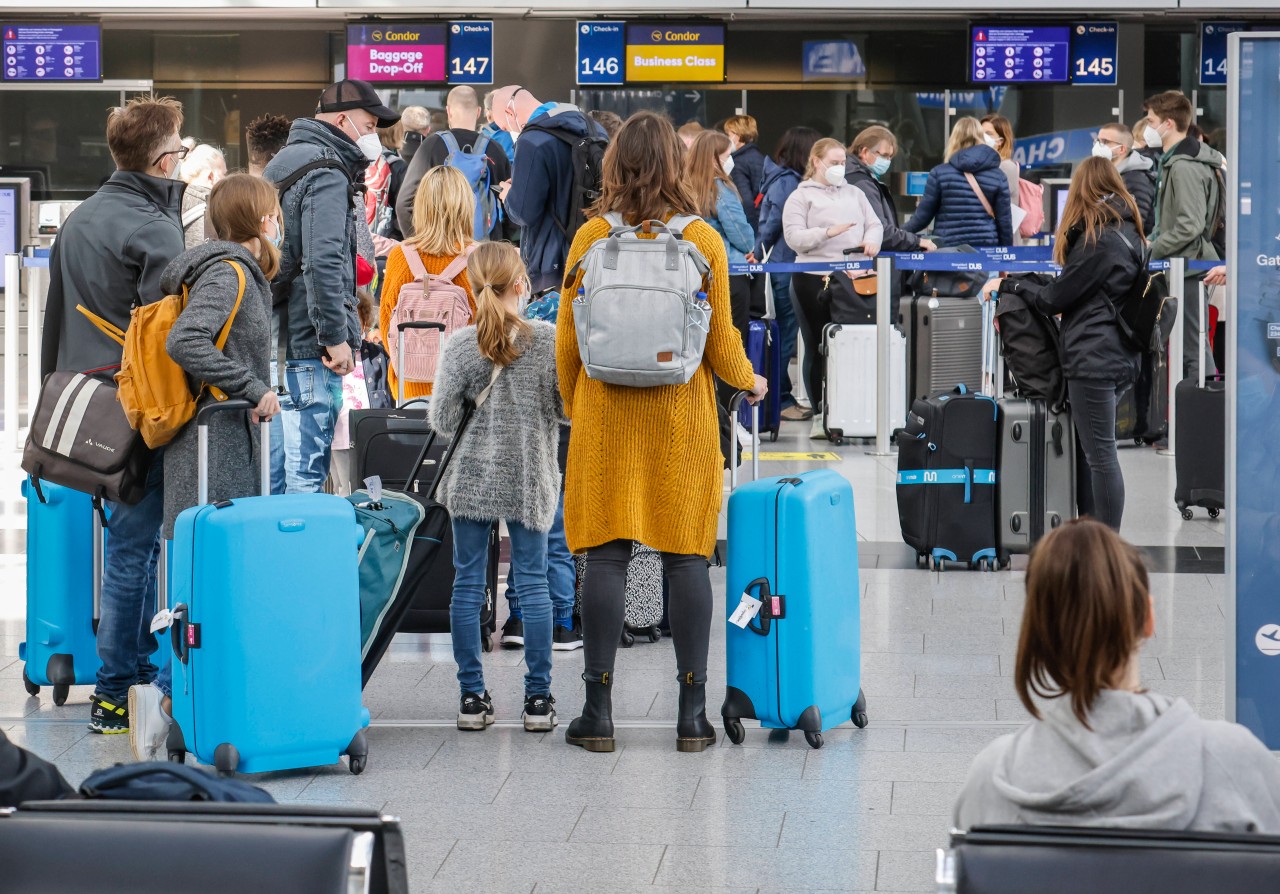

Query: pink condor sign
<box><xmin>346</xmin><ymin>24</ymin><xmax>446</xmax><ymax>82</ymax></box>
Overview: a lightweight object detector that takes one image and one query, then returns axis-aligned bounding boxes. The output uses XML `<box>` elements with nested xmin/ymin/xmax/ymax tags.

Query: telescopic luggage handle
<box><xmin>728</xmin><ymin>391</ymin><xmax>760</xmax><ymax>490</ymax></box>
<box><xmin>195</xmin><ymin>400</ymin><xmax>271</xmax><ymax>504</ymax></box>
<box><xmin>396</xmin><ymin>320</ymin><xmax>446</xmax><ymax>406</ymax></box>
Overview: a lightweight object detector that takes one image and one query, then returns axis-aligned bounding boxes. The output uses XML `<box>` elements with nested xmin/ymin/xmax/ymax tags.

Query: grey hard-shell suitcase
<box><xmin>898</xmin><ymin>295</ymin><xmax>984</xmax><ymax>407</ymax></box>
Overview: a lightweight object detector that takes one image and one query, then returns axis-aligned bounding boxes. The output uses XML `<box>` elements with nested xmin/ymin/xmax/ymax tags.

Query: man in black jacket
<box><xmin>41</xmin><ymin>95</ymin><xmax>187</xmax><ymax>737</ymax></box>
<box><xmin>1096</xmin><ymin>123</ymin><xmax>1157</xmax><ymax>237</ymax></box>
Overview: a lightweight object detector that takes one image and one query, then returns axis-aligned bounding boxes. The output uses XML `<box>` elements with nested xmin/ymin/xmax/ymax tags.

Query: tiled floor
<box><xmin>0</xmin><ymin>423</ymin><xmax>1227</xmax><ymax>893</ymax></box>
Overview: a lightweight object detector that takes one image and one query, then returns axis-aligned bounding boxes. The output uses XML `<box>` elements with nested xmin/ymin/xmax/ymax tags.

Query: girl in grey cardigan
<box><xmin>430</xmin><ymin>241</ymin><xmax>565</xmax><ymax>734</ymax></box>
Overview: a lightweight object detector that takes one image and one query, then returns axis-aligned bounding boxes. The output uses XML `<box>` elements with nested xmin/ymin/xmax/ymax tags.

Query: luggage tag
<box><xmin>149</xmin><ymin>609</ymin><xmax>173</xmax><ymax>634</ymax></box>
<box><xmin>363</xmin><ymin>476</ymin><xmax>384</xmax><ymax>510</ymax></box>
<box><xmin>729</xmin><ymin>593</ymin><xmax>764</xmax><ymax>629</ymax></box>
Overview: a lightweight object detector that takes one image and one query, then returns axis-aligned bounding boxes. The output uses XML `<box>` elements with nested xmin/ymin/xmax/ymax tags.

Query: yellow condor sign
<box><xmin>625</xmin><ymin>24</ymin><xmax>725</xmax><ymax>83</ymax></box>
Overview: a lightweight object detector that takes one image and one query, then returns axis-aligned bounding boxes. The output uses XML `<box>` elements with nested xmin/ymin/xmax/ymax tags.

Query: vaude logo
<box><xmin>83</xmin><ymin>437</ymin><xmax>117</xmax><ymax>454</ymax></box>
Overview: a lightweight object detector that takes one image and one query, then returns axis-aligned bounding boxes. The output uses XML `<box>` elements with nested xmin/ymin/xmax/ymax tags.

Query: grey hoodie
<box><xmin>954</xmin><ymin>690</ymin><xmax>1280</xmax><ymax>833</ymax></box>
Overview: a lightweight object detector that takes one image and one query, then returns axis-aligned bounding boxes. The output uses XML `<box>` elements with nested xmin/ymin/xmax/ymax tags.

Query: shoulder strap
<box><xmin>402</xmin><ymin>246</ymin><xmax>428</xmax><ymax>281</ymax></box>
<box><xmin>963</xmin><ymin>172</ymin><xmax>996</xmax><ymax>219</ymax></box>
<box><xmin>474</xmin><ymin>362</ymin><xmax>504</xmax><ymax>409</ymax></box>
<box><xmin>75</xmin><ymin>304</ymin><xmax>126</xmax><ymax>348</ymax></box>
<box><xmin>474</xmin><ymin>133</ymin><xmax>491</xmax><ymax>157</ymax></box>
<box><xmin>666</xmin><ymin>214</ymin><xmax>700</xmax><ymax>237</ymax></box>
<box><xmin>272</xmin><ymin>158</ymin><xmax>361</xmax><ymax>200</ymax></box>
<box><xmin>603</xmin><ymin>211</ymin><xmax>625</xmax><ymax>230</ymax></box>
<box><xmin>439</xmin><ymin>131</ymin><xmax>462</xmax><ymax>155</ymax></box>
<box><xmin>438</xmin><ymin>244</ymin><xmax>477</xmax><ymax>283</ymax></box>
<box><xmin>181</xmin><ymin>202</ymin><xmax>207</xmax><ymax>229</ymax></box>
<box><xmin>206</xmin><ymin>260</ymin><xmax>247</xmax><ymax>402</ymax></box>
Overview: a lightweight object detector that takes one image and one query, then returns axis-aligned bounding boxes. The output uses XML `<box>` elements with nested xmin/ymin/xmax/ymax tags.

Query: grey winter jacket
<box><xmin>429</xmin><ymin>322</ymin><xmax>565</xmax><ymax>533</ymax></box>
<box><xmin>263</xmin><ymin>118</ymin><xmax>368</xmax><ymax>359</ymax></box>
<box><xmin>1115</xmin><ymin>150</ymin><xmax>1157</xmax><ymax>237</ymax></box>
<box><xmin>161</xmin><ymin>242</ymin><xmax>273</xmax><ymax>538</ymax></box>
<box><xmin>42</xmin><ymin>171</ymin><xmax>186</xmax><ymax>379</ymax></box>
<box><xmin>954</xmin><ymin>689</ymin><xmax>1280</xmax><ymax>833</ymax></box>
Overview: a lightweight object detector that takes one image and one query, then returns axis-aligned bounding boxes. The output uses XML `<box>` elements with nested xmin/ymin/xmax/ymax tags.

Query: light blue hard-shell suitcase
<box><xmin>167</xmin><ymin>401</ymin><xmax>370</xmax><ymax>776</ymax></box>
<box><xmin>20</xmin><ymin>479</ymin><xmax>103</xmax><ymax>704</ymax></box>
<box><xmin>721</xmin><ymin>399</ymin><xmax>868</xmax><ymax>749</ymax></box>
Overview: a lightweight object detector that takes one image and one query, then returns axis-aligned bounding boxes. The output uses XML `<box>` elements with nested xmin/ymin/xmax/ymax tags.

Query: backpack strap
<box><xmin>206</xmin><ymin>259</ymin><xmax>247</xmax><ymax>402</ymax></box>
<box><xmin>603</xmin><ymin>211</ymin><xmax>625</xmax><ymax>232</ymax></box>
<box><xmin>665</xmin><ymin>214</ymin><xmax>700</xmax><ymax>238</ymax></box>
<box><xmin>438</xmin><ymin>244</ymin><xmax>477</xmax><ymax>283</ymax></box>
<box><xmin>402</xmin><ymin>245</ymin><xmax>429</xmax><ymax>281</ymax></box>
<box><xmin>473</xmin><ymin>133</ymin><xmax>491</xmax><ymax>158</ymax></box>
<box><xmin>439</xmin><ymin>131</ymin><xmax>462</xmax><ymax>155</ymax></box>
<box><xmin>181</xmin><ymin>202</ymin><xmax>207</xmax><ymax>230</ymax></box>
<box><xmin>75</xmin><ymin>305</ymin><xmax>126</xmax><ymax>348</ymax></box>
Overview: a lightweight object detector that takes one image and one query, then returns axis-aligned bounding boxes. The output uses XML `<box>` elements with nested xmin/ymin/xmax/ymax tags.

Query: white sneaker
<box><xmin>128</xmin><ymin>682</ymin><xmax>171</xmax><ymax>762</ymax></box>
<box><xmin>809</xmin><ymin>413</ymin><xmax>828</xmax><ymax>440</ymax></box>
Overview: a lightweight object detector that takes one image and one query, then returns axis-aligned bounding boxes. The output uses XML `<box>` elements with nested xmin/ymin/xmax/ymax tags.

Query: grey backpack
<box><xmin>570</xmin><ymin>213</ymin><xmax>712</xmax><ymax>387</ymax></box>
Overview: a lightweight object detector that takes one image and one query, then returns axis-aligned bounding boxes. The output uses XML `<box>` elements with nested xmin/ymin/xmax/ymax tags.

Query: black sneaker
<box><xmin>500</xmin><ymin>616</ymin><xmax>524</xmax><ymax>649</ymax></box>
<box><xmin>457</xmin><ymin>691</ymin><xmax>495</xmax><ymax>731</ymax></box>
<box><xmin>88</xmin><ymin>693</ymin><xmax>129</xmax><ymax>735</ymax></box>
<box><xmin>552</xmin><ymin>622</ymin><xmax>583</xmax><ymax>652</ymax></box>
<box><xmin>523</xmin><ymin>694</ymin><xmax>557</xmax><ymax>732</ymax></box>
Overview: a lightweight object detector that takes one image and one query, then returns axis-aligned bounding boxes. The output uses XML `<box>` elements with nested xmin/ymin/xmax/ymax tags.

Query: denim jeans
<box><xmin>770</xmin><ymin>272</ymin><xmax>798</xmax><ymax>406</ymax></box>
<box><xmin>454</xmin><ymin>518</ymin><xmax>552</xmax><ymax>697</ymax></box>
<box><xmin>505</xmin><ymin>491</ymin><xmax>575</xmax><ymax>625</ymax></box>
<box><xmin>270</xmin><ymin>358</ymin><xmax>344</xmax><ymax>495</ymax></box>
<box><xmin>96</xmin><ymin>453</ymin><xmax>164</xmax><ymax>703</ymax></box>
<box><xmin>1068</xmin><ymin>377</ymin><xmax>1126</xmax><ymax>531</ymax></box>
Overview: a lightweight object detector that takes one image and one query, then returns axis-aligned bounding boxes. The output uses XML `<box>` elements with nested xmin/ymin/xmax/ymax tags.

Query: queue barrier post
<box><xmin>869</xmin><ymin>254</ymin><xmax>895</xmax><ymax>456</ymax></box>
<box><xmin>25</xmin><ymin>255</ymin><xmax>45</xmax><ymax>430</ymax></box>
<box><xmin>1159</xmin><ymin>257</ymin><xmax>1186</xmax><ymax>458</ymax></box>
<box><xmin>3</xmin><ymin>254</ymin><xmax>20</xmax><ymax>451</ymax></box>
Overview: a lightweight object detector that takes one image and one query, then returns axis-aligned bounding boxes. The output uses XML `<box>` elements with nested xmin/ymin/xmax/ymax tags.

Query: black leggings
<box><xmin>790</xmin><ymin>273</ymin><xmax>831</xmax><ymax>410</ymax></box>
<box><xmin>1069</xmin><ymin>378</ymin><xmax>1125</xmax><ymax>530</ymax></box>
<box><xmin>579</xmin><ymin>540</ymin><xmax>713</xmax><ymax>683</ymax></box>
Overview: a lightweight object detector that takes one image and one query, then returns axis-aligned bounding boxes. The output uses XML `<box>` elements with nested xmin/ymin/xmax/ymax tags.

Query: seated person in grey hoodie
<box><xmin>955</xmin><ymin>519</ymin><xmax>1280</xmax><ymax>833</ymax></box>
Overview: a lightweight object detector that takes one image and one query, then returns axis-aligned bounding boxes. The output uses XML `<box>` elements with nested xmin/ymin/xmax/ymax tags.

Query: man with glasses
<box><xmin>1093</xmin><ymin>123</ymin><xmax>1157</xmax><ymax>236</ymax></box>
<box><xmin>41</xmin><ymin>95</ymin><xmax>188</xmax><ymax>736</ymax></box>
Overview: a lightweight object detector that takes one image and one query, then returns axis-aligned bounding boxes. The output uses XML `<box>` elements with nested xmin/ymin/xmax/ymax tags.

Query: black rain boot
<box><xmin>565</xmin><ymin>672</ymin><xmax>615</xmax><ymax>753</ymax></box>
<box><xmin>676</xmin><ymin>673</ymin><xmax>716</xmax><ymax>753</ymax></box>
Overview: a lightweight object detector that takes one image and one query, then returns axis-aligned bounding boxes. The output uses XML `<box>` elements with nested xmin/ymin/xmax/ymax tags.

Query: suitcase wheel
<box><xmin>482</xmin><ymin>636</ymin><xmax>494</xmax><ymax>653</ymax></box>
<box><xmin>1181</xmin><ymin>507</ymin><xmax>1194</xmax><ymax>521</ymax></box>
<box><xmin>214</xmin><ymin>743</ymin><xmax>240</xmax><ymax>777</ymax></box>
<box><xmin>769</xmin><ymin>430</ymin><xmax>779</xmax><ymax>443</ymax></box>
<box><xmin>52</xmin><ymin>683</ymin><xmax>70</xmax><ymax>706</ymax></box>
<box><xmin>804</xmin><ymin>731</ymin><xmax>824</xmax><ymax>749</ymax></box>
<box><xmin>21</xmin><ymin>669</ymin><xmax>39</xmax><ymax>697</ymax></box>
<box><xmin>724</xmin><ymin>718</ymin><xmax>745</xmax><ymax>746</ymax></box>
<box><xmin>167</xmin><ymin>749</ymin><xmax>186</xmax><ymax>765</ymax></box>
<box><xmin>852</xmin><ymin>690</ymin><xmax>869</xmax><ymax>730</ymax></box>
<box><xmin>915</xmin><ymin>553</ymin><xmax>928</xmax><ymax>570</ymax></box>
<box><xmin>346</xmin><ymin>729</ymin><xmax>369</xmax><ymax>776</ymax></box>
<box><xmin>1209</xmin><ymin>508</ymin><xmax>1221</xmax><ymax>520</ymax></box>
<box><xmin>619</xmin><ymin>629</ymin><xmax>636</xmax><ymax>648</ymax></box>
<box><xmin>645</xmin><ymin>626</ymin><xmax>661</xmax><ymax>644</ymax></box>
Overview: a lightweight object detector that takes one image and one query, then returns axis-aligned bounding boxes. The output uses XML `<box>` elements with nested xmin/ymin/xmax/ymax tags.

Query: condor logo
<box><xmin>84</xmin><ymin>438</ymin><xmax>117</xmax><ymax>454</ymax></box>
<box><xmin>382</xmin><ymin>30</ymin><xmax>421</xmax><ymax>42</ymax></box>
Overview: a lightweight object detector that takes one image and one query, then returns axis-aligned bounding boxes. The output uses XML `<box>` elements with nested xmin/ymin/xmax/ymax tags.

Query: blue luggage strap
<box><xmin>897</xmin><ymin>468</ymin><xmax>997</xmax><ymax>504</ymax></box>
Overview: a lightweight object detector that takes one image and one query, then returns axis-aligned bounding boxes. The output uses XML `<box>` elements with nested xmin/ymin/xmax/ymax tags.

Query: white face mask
<box><xmin>722</xmin><ymin>155</ymin><xmax>735</xmax><ymax>176</ymax></box>
<box><xmin>1143</xmin><ymin>123</ymin><xmax>1164</xmax><ymax>149</ymax></box>
<box><xmin>341</xmin><ymin>115</ymin><xmax>383</xmax><ymax>162</ymax></box>
<box><xmin>1092</xmin><ymin>141</ymin><xmax>1116</xmax><ymax>161</ymax></box>
<box><xmin>983</xmin><ymin>133</ymin><xmax>1000</xmax><ymax>149</ymax></box>
<box><xmin>823</xmin><ymin>164</ymin><xmax>846</xmax><ymax>186</ymax></box>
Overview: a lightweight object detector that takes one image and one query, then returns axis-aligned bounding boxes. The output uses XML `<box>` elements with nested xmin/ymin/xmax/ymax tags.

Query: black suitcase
<box><xmin>895</xmin><ymin>384</ymin><xmax>1000</xmax><ymax>571</ymax></box>
<box><xmin>1174</xmin><ymin>287</ymin><xmax>1225</xmax><ymax>519</ymax></box>
<box><xmin>1116</xmin><ymin>296</ymin><xmax>1176</xmax><ymax>445</ymax></box>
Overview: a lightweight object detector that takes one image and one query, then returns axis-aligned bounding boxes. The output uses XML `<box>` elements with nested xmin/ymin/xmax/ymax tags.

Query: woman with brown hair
<box><xmin>557</xmin><ymin>111</ymin><xmax>766</xmax><ymax>754</ymax></box>
<box><xmin>985</xmin><ymin>157</ymin><xmax>1142</xmax><ymax>530</ymax></box>
<box><xmin>980</xmin><ymin>114</ymin><xmax>1020</xmax><ymax>208</ymax></box>
<box><xmin>954</xmin><ymin>519</ymin><xmax>1280</xmax><ymax>832</ymax></box>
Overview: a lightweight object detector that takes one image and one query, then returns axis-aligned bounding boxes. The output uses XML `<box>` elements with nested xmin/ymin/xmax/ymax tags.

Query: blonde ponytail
<box><xmin>468</xmin><ymin>242</ymin><xmax>531</xmax><ymax>367</ymax></box>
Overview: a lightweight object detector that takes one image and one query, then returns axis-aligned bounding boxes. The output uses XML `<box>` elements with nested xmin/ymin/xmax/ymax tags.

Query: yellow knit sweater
<box><xmin>557</xmin><ymin>216</ymin><xmax>756</xmax><ymax>558</ymax></box>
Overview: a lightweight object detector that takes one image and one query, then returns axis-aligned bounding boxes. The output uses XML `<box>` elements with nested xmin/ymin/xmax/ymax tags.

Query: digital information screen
<box><xmin>1071</xmin><ymin>22</ymin><xmax>1117</xmax><ymax>86</ymax></box>
<box><xmin>448</xmin><ymin>21</ymin><xmax>492</xmax><ymax>85</ymax></box>
<box><xmin>0</xmin><ymin>186</ymin><xmax>16</xmax><ymax>257</ymax></box>
<box><xmin>577</xmin><ymin>21</ymin><xmax>624</xmax><ymax>86</ymax></box>
<box><xmin>971</xmin><ymin>25</ymin><xmax>1070</xmax><ymax>83</ymax></box>
<box><xmin>2</xmin><ymin>24</ymin><xmax>101</xmax><ymax>82</ymax></box>
<box><xmin>346</xmin><ymin>23</ymin><xmax>446</xmax><ymax>83</ymax></box>
<box><xmin>625</xmin><ymin>24</ymin><xmax>725</xmax><ymax>83</ymax></box>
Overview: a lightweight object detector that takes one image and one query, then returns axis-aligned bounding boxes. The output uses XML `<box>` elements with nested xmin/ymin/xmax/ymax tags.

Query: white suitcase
<box><xmin>822</xmin><ymin>323</ymin><xmax>907</xmax><ymax>443</ymax></box>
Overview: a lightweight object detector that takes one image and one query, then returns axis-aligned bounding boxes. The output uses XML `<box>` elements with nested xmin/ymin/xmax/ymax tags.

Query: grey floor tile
<box><xmin>875</xmin><ymin>849</ymin><xmax>938</xmax><ymax>892</ymax></box>
<box><xmin>890</xmin><ymin>781</ymin><xmax>966</xmax><ymax>816</ymax></box>
<box><xmin>496</xmin><ymin>770</ymin><xmax>700</xmax><ymax>810</ymax></box>
<box><xmin>781</xmin><ymin>810</ymin><xmax>951</xmax><ymax>852</ymax></box>
<box><xmin>862</xmin><ymin>697</ymin><xmax>996</xmax><ymax>722</ymax></box>
<box><xmin>857</xmin><ymin>672</ymin><xmax>917</xmax><ymax>699</ymax></box>
<box><xmin>904</xmin><ymin>727</ymin><xmax>1014</xmax><ymax>756</ymax></box>
<box><xmin>862</xmin><ymin>653</ymin><xmax>999</xmax><ymax>677</ymax></box>
<box><xmin>419</xmin><ymin>882</ymin><xmax>532</xmax><ymax>894</ymax></box>
<box><xmin>298</xmin><ymin>763</ymin><xmax>508</xmax><ymax>805</ymax></box>
<box><xmin>434</xmin><ymin>839</ymin><xmax>665</xmax><ymax>888</ymax></box>
<box><xmin>724</xmin><ymin>724</ymin><xmax>905</xmax><ymax>753</ymax></box>
<box><xmin>655</xmin><ymin>844</ymin><xmax>878</xmax><ymax>890</ymax></box>
<box><xmin>923</xmin><ymin>633</ymin><xmax>1017</xmax><ymax>657</ymax></box>
<box><xmin>425</xmin><ymin>732</ymin><xmax>622</xmax><ymax>775</ymax></box>
<box><xmin>536</xmin><ymin>886</ymin><xmax>756</xmax><ymax>894</ymax></box>
<box><xmin>864</xmin><ymin>612</ymin><xmax>1005</xmax><ymax>636</ymax></box>
<box><xmin>354</xmin><ymin>726</ymin><xmax>446</xmax><ymax>771</ymax></box>
<box><xmin>693</xmin><ymin>775</ymin><xmax>892</xmax><ymax>813</ymax></box>
<box><xmin>994</xmin><ymin>699</ymin><xmax>1035</xmax><ymax>722</ymax></box>
<box><xmin>802</xmin><ymin>749</ymin><xmax>976</xmax><ymax>783</ymax></box>
<box><xmin>913</xmin><ymin>674</ymin><xmax>1017</xmax><ymax>700</ymax></box>
<box><xmin>570</xmin><ymin>805</ymin><xmax>783</xmax><ymax>847</ymax></box>
<box><xmin>611</xmin><ymin>734</ymin><xmax>808</xmax><ymax>779</ymax></box>
<box><xmin>386</xmin><ymin>801</ymin><xmax>585</xmax><ymax>845</ymax></box>
<box><xmin>4</xmin><ymin>720</ymin><xmax>91</xmax><ymax>762</ymax></box>
<box><xmin>399</xmin><ymin>836</ymin><xmax>457</xmax><ymax>886</ymax></box>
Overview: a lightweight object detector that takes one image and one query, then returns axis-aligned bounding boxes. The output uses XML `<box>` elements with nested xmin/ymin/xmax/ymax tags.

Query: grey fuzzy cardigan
<box><xmin>430</xmin><ymin>322</ymin><xmax>565</xmax><ymax>533</ymax></box>
<box><xmin>160</xmin><ymin>241</ymin><xmax>273</xmax><ymax>538</ymax></box>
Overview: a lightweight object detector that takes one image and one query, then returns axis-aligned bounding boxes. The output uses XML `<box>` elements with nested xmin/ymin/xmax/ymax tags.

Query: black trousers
<box><xmin>790</xmin><ymin>273</ymin><xmax>831</xmax><ymax>411</ymax></box>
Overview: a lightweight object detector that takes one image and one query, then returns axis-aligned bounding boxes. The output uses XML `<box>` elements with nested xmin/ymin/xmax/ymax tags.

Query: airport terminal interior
<box><xmin>0</xmin><ymin>2</ymin><xmax>1273</xmax><ymax>891</ymax></box>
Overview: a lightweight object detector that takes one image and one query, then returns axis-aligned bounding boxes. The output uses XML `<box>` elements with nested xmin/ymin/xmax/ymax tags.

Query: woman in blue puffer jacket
<box><xmin>905</xmin><ymin>117</ymin><xmax>1013</xmax><ymax>248</ymax></box>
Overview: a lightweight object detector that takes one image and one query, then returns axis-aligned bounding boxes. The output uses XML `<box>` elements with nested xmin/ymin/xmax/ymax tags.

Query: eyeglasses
<box><xmin>1097</xmin><ymin>138</ymin><xmax>1124</xmax><ymax>148</ymax></box>
<box><xmin>152</xmin><ymin>145</ymin><xmax>190</xmax><ymax>167</ymax></box>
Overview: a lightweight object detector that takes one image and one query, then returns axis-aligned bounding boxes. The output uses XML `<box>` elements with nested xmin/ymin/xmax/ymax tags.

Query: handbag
<box><xmin>817</xmin><ymin>270</ymin><xmax>876</xmax><ymax>325</ymax></box>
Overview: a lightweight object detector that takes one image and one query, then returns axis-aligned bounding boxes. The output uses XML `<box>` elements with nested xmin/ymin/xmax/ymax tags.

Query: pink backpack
<box><xmin>1017</xmin><ymin>178</ymin><xmax>1045</xmax><ymax>238</ymax></box>
<box><xmin>387</xmin><ymin>246</ymin><xmax>475</xmax><ymax>385</ymax></box>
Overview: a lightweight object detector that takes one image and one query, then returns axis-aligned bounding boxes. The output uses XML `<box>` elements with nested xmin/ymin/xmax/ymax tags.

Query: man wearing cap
<box><xmin>264</xmin><ymin>79</ymin><xmax>399</xmax><ymax>493</ymax></box>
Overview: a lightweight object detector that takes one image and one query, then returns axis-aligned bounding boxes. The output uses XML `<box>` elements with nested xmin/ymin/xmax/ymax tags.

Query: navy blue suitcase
<box><xmin>737</xmin><ymin>319</ymin><xmax>782</xmax><ymax>442</ymax></box>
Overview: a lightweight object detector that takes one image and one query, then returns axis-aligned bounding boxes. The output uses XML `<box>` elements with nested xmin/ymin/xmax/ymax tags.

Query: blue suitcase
<box><xmin>721</xmin><ymin>401</ymin><xmax>868</xmax><ymax>749</ymax></box>
<box><xmin>737</xmin><ymin>319</ymin><xmax>782</xmax><ymax>442</ymax></box>
<box><xmin>167</xmin><ymin>402</ymin><xmax>370</xmax><ymax>776</ymax></box>
<box><xmin>20</xmin><ymin>479</ymin><xmax>103</xmax><ymax>704</ymax></box>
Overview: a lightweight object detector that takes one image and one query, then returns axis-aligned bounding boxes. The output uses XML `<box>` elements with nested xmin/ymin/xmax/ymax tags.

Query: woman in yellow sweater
<box><xmin>378</xmin><ymin>165</ymin><xmax>476</xmax><ymax>400</ymax></box>
<box><xmin>558</xmin><ymin>111</ymin><xmax>767</xmax><ymax>754</ymax></box>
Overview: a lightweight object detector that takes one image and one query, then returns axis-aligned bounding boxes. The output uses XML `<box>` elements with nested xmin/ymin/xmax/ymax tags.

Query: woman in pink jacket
<box><xmin>782</xmin><ymin>137</ymin><xmax>883</xmax><ymax>438</ymax></box>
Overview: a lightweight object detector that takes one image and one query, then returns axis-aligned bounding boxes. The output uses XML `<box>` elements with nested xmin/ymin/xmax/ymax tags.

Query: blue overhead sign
<box><xmin>448</xmin><ymin>20</ymin><xmax>492</xmax><ymax>85</ymax></box>
<box><xmin>1071</xmin><ymin>22</ymin><xmax>1117</xmax><ymax>86</ymax></box>
<box><xmin>2</xmin><ymin>23</ymin><xmax>101</xmax><ymax>82</ymax></box>
<box><xmin>802</xmin><ymin>40</ymin><xmax>865</xmax><ymax>80</ymax></box>
<box><xmin>971</xmin><ymin>25</ymin><xmax>1071</xmax><ymax>84</ymax></box>
<box><xmin>577</xmin><ymin>21</ymin><xmax>624</xmax><ymax>85</ymax></box>
<box><xmin>1010</xmin><ymin>126</ymin><xmax>1097</xmax><ymax>170</ymax></box>
<box><xmin>1201</xmin><ymin>22</ymin><xmax>1247</xmax><ymax>85</ymax></box>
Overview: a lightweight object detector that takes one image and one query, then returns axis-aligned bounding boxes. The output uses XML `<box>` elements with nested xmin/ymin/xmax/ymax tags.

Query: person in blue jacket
<box><xmin>754</xmin><ymin>126</ymin><xmax>819</xmax><ymax>420</ymax></box>
<box><xmin>905</xmin><ymin>116</ymin><xmax>1013</xmax><ymax>248</ymax></box>
<box><xmin>481</xmin><ymin>90</ymin><xmax>517</xmax><ymax>165</ymax></box>
<box><xmin>686</xmin><ymin>130</ymin><xmax>755</xmax><ymax>343</ymax></box>
<box><xmin>492</xmin><ymin>85</ymin><xmax>606</xmax><ymax>292</ymax></box>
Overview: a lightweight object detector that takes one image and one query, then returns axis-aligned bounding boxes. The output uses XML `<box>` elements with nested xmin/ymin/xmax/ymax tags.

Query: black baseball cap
<box><xmin>316</xmin><ymin>79</ymin><xmax>400</xmax><ymax>128</ymax></box>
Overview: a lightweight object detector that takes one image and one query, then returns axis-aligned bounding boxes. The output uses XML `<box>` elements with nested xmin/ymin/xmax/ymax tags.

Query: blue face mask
<box><xmin>870</xmin><ymin>155</ymin><xmax>891</xmax><ymax>178</ymax></box>
<box><xmin>262</xmin><ymin>216</ymin><xmax>283</xmax><ymax>250</ymax></box>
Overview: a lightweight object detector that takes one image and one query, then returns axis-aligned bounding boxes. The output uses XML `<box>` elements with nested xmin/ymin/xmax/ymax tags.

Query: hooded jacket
<box><xmin>954</xmin><ymin>690</ymin><xmax>1280</xmax><ymax>834</ymax></box>
<box><xmin>263</xmin><ymin>117</ymin><xmax>369</xmax><ymax>359</ymax></box>
<box><xmin>1115</xmin><ymin>150</ymin><xmax>1157</xmax><ymax>237</ymax></box>
<box><xmin>904</xmin><ymin>144</ymin><xmax>1013</xmax><ymax>248</ymax></box>
<box><xmin>506</xmin><ymin>104</ymin><xmax>603</xmax><ymax>289</ymax></box>
<box><xmin>729</xmin><ymin>142</ymin><xmax>767</xmax><ymax>233</ymax></box>
<box><xmin>754</xmin><ymin>158</ymin><xmax>802</xmax><ymax>264</ymax></box>
<box><xmin>845</xmin><ymin>158</ymin><xmax>923</xmax><ymax>253</ymax></box>
<box><xmin>782</xmin><ymin>178</ymin><xmax>884</xmax><ymax>265</ymax></box>
<box><xmin>41</xmin><ymin>170</ymin><xmax>186</xmax><ymax>379</ymax></box>
<box><xmin>1150</xmin><ymin>137</ymin><xmax>1225</xmax><ymax>262</ymax></box>
<box><xmin>160</xmin><ymin>241</ymin><xmax>273</xmax><ymax>538</ymax></box>
<box><xmin>1001</xmin><ymin>199</ymin><xmax>1142</xmax><ymax>383</ymax></box>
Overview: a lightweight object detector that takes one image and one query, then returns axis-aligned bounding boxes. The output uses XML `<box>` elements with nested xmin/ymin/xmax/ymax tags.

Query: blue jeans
<box><xmin>270</xmin><ymin>358</ymin><xmax>344</xmax><ymax>494</ymax></box>
<box><xmin>96</xmin><ymin>454</ymin><xmax>164</xmax><ymax>703</ymax></box>
<box><xmin>771</xmin><ymin>272</ymin><xmax>798</xmax><ymax>406</ymax></box>
<box><xmin>453</xmin><ymin>518</ymin><xmax>552</xmax><ymax>697</ymax></box>
<box><xmin>505</xmin><ymin>491</ymin><xmax>575</xmax><ymax>625</ymax></box>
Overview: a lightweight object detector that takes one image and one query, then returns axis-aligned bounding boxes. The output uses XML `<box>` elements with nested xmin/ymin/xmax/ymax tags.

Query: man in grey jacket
<box><xmin>41</xmin><ymin>95</ymin><xmax>187</xmax><ymax>735</ymax></box>
<box><xmin>263</xmin><ymin>80</ymin><xmax>399</xmax><ymax>493</ymax></box>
